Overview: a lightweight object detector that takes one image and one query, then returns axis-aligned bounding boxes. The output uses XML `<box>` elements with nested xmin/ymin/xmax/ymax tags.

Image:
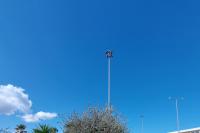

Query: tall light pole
<box><xmin>169</xmin><ymin>97</ymin><xmax>184</xmax><ymax>132</ymax></box>
<box><xmin>140</xmin><ymin>115</ymin><xmax>144</xmax><ymax>133</ymax></box>
<box><xmin>105</xmin><ymin>50</ymin><xmax>113</xmax><ymax>110</ymax></box>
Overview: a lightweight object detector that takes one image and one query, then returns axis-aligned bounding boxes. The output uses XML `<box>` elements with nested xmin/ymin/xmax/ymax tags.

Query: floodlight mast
<box><xmin>106</xmin><ymin>50</ymin><xmax>113</xmax><ymax>110</ymax></box>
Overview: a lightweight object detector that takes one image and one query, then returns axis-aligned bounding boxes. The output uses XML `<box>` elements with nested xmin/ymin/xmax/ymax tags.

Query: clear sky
<box><xmin>0</xmin><ymin>0</ymin><xmax>200</xmax><ymax>133</ymax></box>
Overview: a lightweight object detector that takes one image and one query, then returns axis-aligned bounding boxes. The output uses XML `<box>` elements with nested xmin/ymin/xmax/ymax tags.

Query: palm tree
<box><xmin>33</xmin><ymin>125</ymin><xmax>58</xmax><ymax>133</ymax></box>
<box><xmin>15</xmin><ymin>124</ymin><xmax>27</xmax><ymax>133</ymax></box>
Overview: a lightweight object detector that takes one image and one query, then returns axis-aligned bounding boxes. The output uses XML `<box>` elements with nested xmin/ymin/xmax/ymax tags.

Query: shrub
<box><xmin>63</xmin><ymin>107</ymin><xmax>128</xmax><ymax>133</ymax></box>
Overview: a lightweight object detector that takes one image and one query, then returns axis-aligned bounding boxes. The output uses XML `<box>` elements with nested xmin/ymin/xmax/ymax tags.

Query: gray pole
<box><xmin>140</xmin><ymin>115</ymin><xmax>144</xmax><ymax>133</ymax></box>
<box><xmin>108</xmin><ymin>57</ymin><xmax>111</xmax><ymax>108</ymax></box>
<box><xmin>106</xmin><ymin>50</ymin><xmax>113</xmax><ymax>110</ymax></box>
<box><xmin>175</xmin><ymin>99</ymin><xmax>180</xmax><ymax>132</ymax></box>
<box><xmin>169</xmin><ymin>97</ymin><xmax>183</xmax><ymax>132</ymax></box>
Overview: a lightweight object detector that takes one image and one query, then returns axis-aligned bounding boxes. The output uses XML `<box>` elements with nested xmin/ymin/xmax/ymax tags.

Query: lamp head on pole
<box><xmin>106</xmin><ymin>50</ymin><xmax>113</xmax><ymax>58</ymax></box>
<box><xmin>168</xmin><ymin>96</ymin><xmax>184</xmax><ymax>101</ymax></box>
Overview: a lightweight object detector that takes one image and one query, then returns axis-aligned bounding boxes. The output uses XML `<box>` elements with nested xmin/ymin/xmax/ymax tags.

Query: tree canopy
<box><xmin>15</xmin><ymin>124</ymin><xmax>27</xmax><ymax>133</ymax></box>
<box><xmin>33</xmin><ymin>124</ymin><xmax>58</xmax><ymax>133</ymax></box>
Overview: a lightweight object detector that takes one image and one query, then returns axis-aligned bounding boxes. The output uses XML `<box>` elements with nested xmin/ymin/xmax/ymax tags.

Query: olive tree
<box><xmin>63</xmin><ymin>107</ymin><xmax>129</xmax><ymax>133</ymax></box>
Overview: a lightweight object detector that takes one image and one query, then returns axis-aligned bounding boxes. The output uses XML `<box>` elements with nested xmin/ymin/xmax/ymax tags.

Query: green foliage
<box><xmin>15</xmin><ymin>124</ymin><xmax>27</xmax><ymax>133</ymax></box>
<box><xmin>33</xmin><ymin>124</ymin><xmax>58</xmax><ymax>133</ymax></box>
<box><xmin>63</xmin><ymin>107</ymin><xmax>129</xmax><ymax>133</ymax></box>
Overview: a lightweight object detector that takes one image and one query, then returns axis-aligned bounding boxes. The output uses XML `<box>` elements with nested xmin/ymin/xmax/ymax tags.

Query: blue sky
<box><xmin>0</xmin><ymin>0</ymin><xmax>200</xmax><ymax>133</ymax></box>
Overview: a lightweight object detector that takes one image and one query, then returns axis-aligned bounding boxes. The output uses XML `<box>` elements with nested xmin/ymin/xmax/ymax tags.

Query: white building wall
<box><xmin>169</xmin><ymin>127</ymin><xmax>200</xmax><ymax>133</ymax></box>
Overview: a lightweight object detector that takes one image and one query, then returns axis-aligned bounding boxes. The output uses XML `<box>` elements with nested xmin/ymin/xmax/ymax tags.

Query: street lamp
<box><xmin>169</xmin><ymin>96</ymin><xmax>184</xmax><ymax>132</ymax></box>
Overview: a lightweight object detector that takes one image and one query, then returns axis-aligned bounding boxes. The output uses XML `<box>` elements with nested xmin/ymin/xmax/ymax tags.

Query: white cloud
<box><xmin>0</xmin><ymin>84</ymin><xmax>32</xmax><ymax>115</ymax></box>
<box><xmin>22</xmin><ymin>111</ymin><xmax>57</xmax><ymax>122</ymax></box>
<box><xmin>0</xmin><ymin>84</ymin><xmax>57</xmax><ymax>123</ymax></box>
